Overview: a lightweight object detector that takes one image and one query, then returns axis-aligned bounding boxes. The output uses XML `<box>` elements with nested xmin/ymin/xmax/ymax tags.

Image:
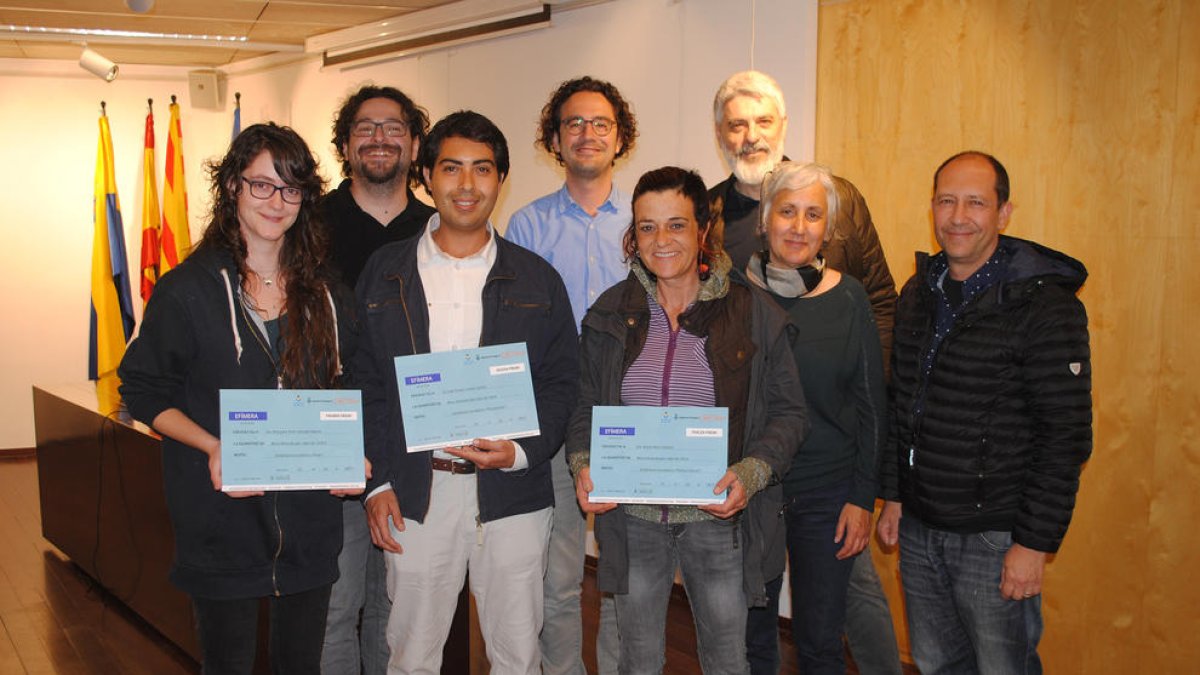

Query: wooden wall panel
<box><xmin>815</xmin><ymin>0</ymin><xmax>1200</xmax><ymax>671</ymax></box>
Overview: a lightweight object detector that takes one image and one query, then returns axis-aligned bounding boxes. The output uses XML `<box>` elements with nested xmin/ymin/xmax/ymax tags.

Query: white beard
<box><xmin>723</xmin><ymin>142</ymin><xmax>785</xmax><ymax>192</ymax></box>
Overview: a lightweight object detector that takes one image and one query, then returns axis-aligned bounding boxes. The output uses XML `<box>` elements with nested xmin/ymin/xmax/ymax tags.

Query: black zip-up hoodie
<box><xmin>119</xmin><ymin>244</ymin><xmax>354</xmax><ymax>599</ymax></box>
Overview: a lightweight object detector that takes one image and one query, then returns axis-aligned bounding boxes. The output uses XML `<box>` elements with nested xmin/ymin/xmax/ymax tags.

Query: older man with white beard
<box><xmin>709</xmin><ymin>71</ymin><xmax>902</xmax><ymax>675</ymax></box>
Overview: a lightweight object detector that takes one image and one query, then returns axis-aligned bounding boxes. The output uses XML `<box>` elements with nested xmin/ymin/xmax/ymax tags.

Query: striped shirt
<box><xmin>620</xmin><ymin>295</ymin><xmax>716</xmax><ymax>524</ymax></box>
<box><xmin>621</xmin><ymin>297</ymin><xmax>714</xmax><ymax>407</ymax></box>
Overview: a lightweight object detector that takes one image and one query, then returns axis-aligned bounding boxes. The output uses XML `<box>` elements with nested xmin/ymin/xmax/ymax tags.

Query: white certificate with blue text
<box><xmin>393</xmin><ymin>342</ymin><xmax>540</xmax><ymax>452</ymax></box>
<box><xmin>219</xmin><ymin>389</ymin><xmax>366</xmax><ymax>492</ymax></box>
<box><xmin>588</xmin><ymin>406</ymin><xmax>729</xmax><ymax>505</ymax></box>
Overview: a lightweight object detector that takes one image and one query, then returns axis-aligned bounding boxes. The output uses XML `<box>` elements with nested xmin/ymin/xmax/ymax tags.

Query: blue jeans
<box><xmin>845</xmin><ymin>549</ymin><xmax>903</xmax><ymax>675</ymax></box>
<box><xmin>616</xmin><ymin>516</ymin><xmax>749</xmax><ymax>675</ymax></box>
<box><xmin>322</xmin><ymin>499</ymin><xmax>391</xmax><ymax>675</ymax></box>
<box><xmin>192</xmin><ymin>583</ymin><xmax>331</xmax><ymax>675</ymax></box>
<box><xmin>784</xmin><ymin>482</ymin><xmax>857</xmax><ymax>675</ymax></box>
<box><xmin>898</xmin><ymin>516</ymin><xmax>1044</xmax><ymax>675</ymax></box>
<box><xmin>746</xmin><ymin>545</ymin><xmax>901</xmax><ymax>675</ymax></box>
<box><xmin>744</xmin><ymin>575</ymin><xmax>782</xmax><ymax>675</ymax></box>
<box><xmin>746</xmin><ymin>556</ymin><xmax>901</xmax><ymax>675</ymax></box>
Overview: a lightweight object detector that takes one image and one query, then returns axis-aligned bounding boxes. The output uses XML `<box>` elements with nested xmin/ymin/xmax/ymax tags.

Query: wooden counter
<box><xmin>33</xmin><ymin>382</ymin><xmax>199</xmax><ymax>660</ymax></box>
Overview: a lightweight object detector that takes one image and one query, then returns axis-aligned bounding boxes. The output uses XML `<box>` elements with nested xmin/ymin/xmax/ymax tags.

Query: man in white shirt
<box><xmin>351</xmin><ymin>110</ymin><xmax>579</xmax><ymax>674</ymax></box>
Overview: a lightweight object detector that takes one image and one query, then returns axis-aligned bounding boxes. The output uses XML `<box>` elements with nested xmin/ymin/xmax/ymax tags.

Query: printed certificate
<box><xmin>588</xmin><ymin>406</ymin><xmax>729</xmax><ymax>505</ymax></box>
<box><xmin>219</xmin><ymin>389</ymin><xmax>366</xmax><ymax>492</ymax></box>
<box><xmin>393</xmin><ymin>342</ymin><xmax>540</xmax><ymax>452</ymax></box>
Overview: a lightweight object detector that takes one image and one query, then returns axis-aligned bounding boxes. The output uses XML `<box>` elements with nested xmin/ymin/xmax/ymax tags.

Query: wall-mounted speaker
<box><xmin>187</xmin><ymin>70</ymin><xmax>223</xmax><ymax>109</ymax></box>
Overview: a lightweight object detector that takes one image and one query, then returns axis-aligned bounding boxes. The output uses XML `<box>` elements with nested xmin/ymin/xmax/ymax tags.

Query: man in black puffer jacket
<box><xmin>878</xmin><ymin>151</ymin><xmax>1092</xmax><ymax>675</ymax></box>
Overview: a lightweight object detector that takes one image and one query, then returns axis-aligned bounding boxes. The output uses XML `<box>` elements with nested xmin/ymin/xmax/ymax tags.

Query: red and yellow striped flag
<box><xmin>139</xmin><ymin>109</ymin><xmax>160</xmax><ymax>305</ymax></box>
<box><xmin>89</xmin><ymin>112</ymin><xmax>136</xmax><ymax>384</ymax></box>
<box><xmin>160</xmin><ymin>100</ymin><xmax>190</xmax><ymax>274</ymax></box>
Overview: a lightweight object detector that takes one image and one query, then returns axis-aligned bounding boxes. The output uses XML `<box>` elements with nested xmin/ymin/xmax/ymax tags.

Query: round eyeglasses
<box><xmin>351</xmin><ymin>119</ymin><xmax>409</xmax><ymax>138</ymax></box>
<box><xmin>241</xmin><ymin>177</ymin><xmax>304</xmax><ymax>204</ymax></box>
<box><xmin>560</xmin><ymin>116</ymin><xmax>615</xmax><ymax>137</ymax></box>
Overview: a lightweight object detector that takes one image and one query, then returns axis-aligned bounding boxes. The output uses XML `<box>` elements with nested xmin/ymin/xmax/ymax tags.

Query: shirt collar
<box><xmin>417</xmin><ymin>213</ymin><xmax>497</xmax><ymax>267</ymax></box>
<box><xmin>554</xmin><ymin>182</ymin><xmax>625</xmax><ymax>216</ymax></box>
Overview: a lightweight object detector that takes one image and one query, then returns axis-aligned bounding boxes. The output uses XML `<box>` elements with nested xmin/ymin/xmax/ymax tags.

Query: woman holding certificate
<box><xmin>567</xmin><ymin>166</ymin><xmax>808</xmax><ymax>674</ymax></box>
<box><xmin>744</xmin><ymin>162</ymin><xmax>887</xmax><ymax>674</ymax></box>
<box><xmin>119</xmin><ymin>123</ymin><xmax>360</xmax><ymax>675</ymax></box>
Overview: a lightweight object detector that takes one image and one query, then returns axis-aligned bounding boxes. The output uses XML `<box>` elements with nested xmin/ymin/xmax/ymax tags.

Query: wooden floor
<box><xmin>0</xmin><ymin>456</ymin><xmax>195</xmax><ymax>675</ymax></box>
<box><xmin>2</xmin><ymin>456</ymin><xmax>909</xmax><ymax>674</ymax></box>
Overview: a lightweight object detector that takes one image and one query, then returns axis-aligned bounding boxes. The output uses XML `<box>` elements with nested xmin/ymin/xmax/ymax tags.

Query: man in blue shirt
<box><xmin>506</xmin><ymin>76</ymin><xmax>638</xmax><ymax>675</ymax></box>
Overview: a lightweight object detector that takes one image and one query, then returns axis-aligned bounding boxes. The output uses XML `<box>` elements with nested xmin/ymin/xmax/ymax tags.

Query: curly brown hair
<box><xmin>200</xmin><ymin>123</ymin><xmax>340</xmax><ymax>389</ymax></box>
<box><xmin>536</xmin><ymin>76</ymin><xmax>637</xmax><ymax>166</ymax></box>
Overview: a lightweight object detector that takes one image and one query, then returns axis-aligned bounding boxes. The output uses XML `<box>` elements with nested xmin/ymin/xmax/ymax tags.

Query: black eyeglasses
<box><xmin>241</xmin><ymin>177</ymin><xmax>304</xmax><ymax>204</ymax></box>
<box><xmin>350</xmin><ymin>119</ymin><xmax>409</xmax><ymax>138</ymax></box>
<box><xmin>560</xmin><ymin>116</ymin><xmax>615</xmax><ymax>137</ymax></box>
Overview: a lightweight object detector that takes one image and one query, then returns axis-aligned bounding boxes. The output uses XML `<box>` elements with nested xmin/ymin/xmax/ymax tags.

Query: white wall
<box><xmin>0</xmin><ymin>0</ymin><xmax>816</xmax><ymax>451</ymax></box>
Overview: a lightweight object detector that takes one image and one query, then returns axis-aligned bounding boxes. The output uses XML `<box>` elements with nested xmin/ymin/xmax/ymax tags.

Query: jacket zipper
<box><xmin>235</xmin><ymin>290</ymin><xmax>285</xmax><ymax>592</ymax></box>
<box><xmin>271</xmin><ymin>493</ymin><xmax>282</xmax><ymax>596</ymax></box>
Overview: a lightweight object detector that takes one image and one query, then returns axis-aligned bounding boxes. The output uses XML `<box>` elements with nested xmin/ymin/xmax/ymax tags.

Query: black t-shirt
<box><xmin>321</xmin><ymin>179</ymin><xmax>435</xmax><ymax>289</ymax></box>
<box><xmin>711</xmin><ymin>176</ymin><xmax>763</xmax><ymax>271</ymax></box>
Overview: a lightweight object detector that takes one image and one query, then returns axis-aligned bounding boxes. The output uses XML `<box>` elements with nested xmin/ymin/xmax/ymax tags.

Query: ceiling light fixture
<box><xmin>79</xmin><ymin>46</ymin><xmax>118</xmax><ymax>81</ymax></box>
<box><xmin>125</xmin><ymin>0</ymin><xmax>155</xmax><ymax>12</ymax></box>
<box><xmin>1</xmin><ymin>24</ymin><xmax>302</xmax><ymax>52</ymax></box>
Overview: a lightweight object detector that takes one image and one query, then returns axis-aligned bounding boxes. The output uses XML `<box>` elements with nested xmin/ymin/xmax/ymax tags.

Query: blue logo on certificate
<box><xmin>588</xmin><ymin>406</ymin><xmax>729</xmax><ymax>505</ymax></box>
<box><xmin>404</xmin><ymin>373</ymin><xmax>442</xmax><ymax>385</ymax></box>
<box><xmin>393</xmin><ymin>342</ymin><xmax>540</xmax><ymax>452</ymax></box>
<box><xmin>599</xmin><ymin>427</ymin><xmax>635</xmax><ymax>436</ymax></box>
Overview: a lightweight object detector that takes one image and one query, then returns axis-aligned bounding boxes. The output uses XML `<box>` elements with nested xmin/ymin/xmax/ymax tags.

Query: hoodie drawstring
<box><xmin>220</xmin><ymin>269</ymin><xmax>244</xmax><ymax>365</ymax></box>
<box><xmin>325</xmin><ymin>286</ymin><xmax>343</xmax><ymax>377</ymax></box>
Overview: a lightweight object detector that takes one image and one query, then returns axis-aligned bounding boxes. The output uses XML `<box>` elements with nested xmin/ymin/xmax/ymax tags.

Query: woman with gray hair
<box><xmin>744</xmin><ymin>161</ymin><xmax>887</xmax><ymax>674</ymax></box>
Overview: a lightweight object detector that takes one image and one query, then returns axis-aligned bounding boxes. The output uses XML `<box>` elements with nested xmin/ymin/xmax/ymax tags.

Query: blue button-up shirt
<box><xmin>505</xmin><ymin>184</ymin><xmax>631</xmax><ymax>329</ymax></box>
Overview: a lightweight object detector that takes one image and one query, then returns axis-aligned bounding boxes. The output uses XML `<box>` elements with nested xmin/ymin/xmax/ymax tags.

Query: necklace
<box><xmin>250</xmin><ymin>267</ymin><xmax>279</xmax><ymax>287</ymax></box>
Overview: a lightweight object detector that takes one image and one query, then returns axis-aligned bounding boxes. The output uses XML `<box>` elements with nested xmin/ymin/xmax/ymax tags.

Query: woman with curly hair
<box><xmin>120</xmin><ymin>123</ymin><xmax>361</xmax><ymax>674</ymax></box>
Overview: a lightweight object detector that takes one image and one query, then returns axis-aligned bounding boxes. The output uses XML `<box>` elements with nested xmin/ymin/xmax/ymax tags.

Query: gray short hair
<box><xmin>758</xmin><ymin>161</ymin><xmax>839</xmax><ymax>242</ymax></box>
<box><xmin>713</xmin><ymin>70</ymin><xmax>787</xmax><ymax>125</ymax></box>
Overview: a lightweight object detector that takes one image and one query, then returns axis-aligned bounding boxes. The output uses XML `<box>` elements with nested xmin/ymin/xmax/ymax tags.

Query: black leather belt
<box><xmin>431</xmin><ymin>457</ymin><xmax>476</xmax><ymax>474</ymax></box>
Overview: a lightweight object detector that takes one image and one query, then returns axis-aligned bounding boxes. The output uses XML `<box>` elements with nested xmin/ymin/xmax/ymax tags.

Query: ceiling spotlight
<box><xmin>80</xmin><ymin>47</ymin><xmax>118</xmax><ymax>82</ymax></box>
<box><xmin>125</xmin><ymin>0</ymin><xmax>155</xmax><ymax>12</ymax></box>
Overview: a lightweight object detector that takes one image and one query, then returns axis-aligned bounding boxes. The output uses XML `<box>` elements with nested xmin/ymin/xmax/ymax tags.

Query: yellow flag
<box><xmin>90</xmin><ymin>113</ymin><xmax>135</xmax><ymax>383</ymax></box>
<box><xmin>160</xmin><ymin>100</ymin><xmax>190</xmax><ymax>273</ymax></box>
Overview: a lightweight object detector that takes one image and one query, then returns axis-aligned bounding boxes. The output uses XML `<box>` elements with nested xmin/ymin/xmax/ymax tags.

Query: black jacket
<box><xmin>881</xmin><ymin>236</ymin><xmax>1092</xmax><ymax>553</ymax></box>
<box><xmin>352</xmin><ymin>229</ymin><xmax>579</xmax><ymax>523</ymax></box>
<box><xmin>119</xmin><ymin>245</ymin><xmax>354</xmax><ymax>599</ymax></box>
<box><xmin>567</xmin><ymin>272</ymin><xmax>808</xmax><ymax>606</ymax></box>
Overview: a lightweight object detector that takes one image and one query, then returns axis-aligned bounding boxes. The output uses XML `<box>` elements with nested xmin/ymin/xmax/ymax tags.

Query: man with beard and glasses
<box><xmin>321</xmin><ymin>85</ymin><xmax>434</xmax><ymax>675</ymax></box>
<box><xmin>709</xmin><ymin>71</ymin><xmax>903</xmax><ymax>675</ymax></box>
<box><xmin>324</xmin><ymin>85</ymin><xmax>435</xmax><ymax>289</ymax></box>
<box><xmin>506</xmin><ymin>76</ymin><xmax>638</xmax><ymax>675</ymax></box>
